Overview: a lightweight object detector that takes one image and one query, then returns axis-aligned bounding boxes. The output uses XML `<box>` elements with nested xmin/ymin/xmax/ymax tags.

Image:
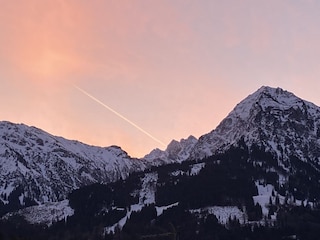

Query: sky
<box><xmin>1</xmin><ymin>0</ymin><xmax>320</xmax><ymax>158</ymax></box>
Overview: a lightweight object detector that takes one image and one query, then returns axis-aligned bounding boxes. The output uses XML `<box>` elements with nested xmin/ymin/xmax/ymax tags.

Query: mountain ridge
<box><xmin>1</xmin><ymin>85</ymin><xmax>320</xmax><ymax>217</ymax></box>
<box><xmin>0</xmin><ymin>120</ymin><xmax>148</xmax><ymax>213</ymax></box>
<box><xmin>2</xmin><ymin>86</ymin><xmax>320</xmax><ymax>239</ymax></box>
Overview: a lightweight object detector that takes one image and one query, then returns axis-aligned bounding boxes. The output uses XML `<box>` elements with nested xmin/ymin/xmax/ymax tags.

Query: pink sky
<box><xmin>1</xmin><ymin>0</ymin><xmax>320</xmax><ymax>157</ymax></box>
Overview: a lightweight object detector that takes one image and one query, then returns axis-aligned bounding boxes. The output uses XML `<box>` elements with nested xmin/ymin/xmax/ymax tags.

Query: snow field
<box><xmin>2</xmin><ymin>200</ymin><xmax>74</xmax><ymax>226</ymax></box>
<box><xmin>190</xmin><ymin>206</ymin><xmax>246</xmax><ymax>225</ymax></box>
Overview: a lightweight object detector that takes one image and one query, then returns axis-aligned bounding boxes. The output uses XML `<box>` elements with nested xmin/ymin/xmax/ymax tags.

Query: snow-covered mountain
<box><xmin>2</xmin><ymin>85</ymin><xmax>320</xmax><ymax>219</ymax></box>
<box><xmin>144</xmin><ymin>86</ymin><xmax>320</xmax><ymax>169</ymax></box>
<box><xmin>0</xmin><ymin>121</ymin><xmax>147</xmax><ymax>210</ymax></box>
<box><xmin>144</xmin><ymin>135</ymin><xmax>197</xmax><ymax>165</ymax></box>
<box><xmin>2</xmin><ymin>86</ymin><xmax>320</xmax><ymax>238</ymax></box>
<box><xmin>190</xmin><ymin>86</ymin><xmax>320</xmax><ymax>170</ymax></box>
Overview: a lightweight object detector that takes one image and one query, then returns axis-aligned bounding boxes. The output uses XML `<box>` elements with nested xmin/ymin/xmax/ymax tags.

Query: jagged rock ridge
<box><xmin>144</xmin><ymin>135</ymin><xmax>197</xmax><ymax>164</ymax></box>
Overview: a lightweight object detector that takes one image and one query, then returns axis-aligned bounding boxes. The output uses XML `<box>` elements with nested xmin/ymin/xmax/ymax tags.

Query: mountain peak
<box><xmin>230</xmin><ymin>86</ymin><xmax>301</xmax><ymax>122</ymax></box>
<box><xmin>253</xmin><ymin>86</ymin><xmax>298</xmax><ymax>104</ymax></box>
<box><xmin>144</xmin><ymin>135</ymin><xmax>197</xmax><ymax>164</ymax></box>
<box><xmin>190</xmin><ymin>86</ymin><xmax>320</xmax><ymax>164</ymax></box>
<box><xmin>256</xmin><ymin>85</ymin><xmax>284</xmax><ymax>93</ymax></box>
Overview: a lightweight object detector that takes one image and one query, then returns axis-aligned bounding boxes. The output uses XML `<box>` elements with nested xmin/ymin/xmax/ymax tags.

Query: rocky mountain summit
<box><xmin>190</xmin><ymin>86</ymin><xmax>320</xmax><ymax>167</ymax></box>
<box><xmin>144</xmin><ymin>135</ymin><xmax>197</xmax><ymax>164</ymax></box>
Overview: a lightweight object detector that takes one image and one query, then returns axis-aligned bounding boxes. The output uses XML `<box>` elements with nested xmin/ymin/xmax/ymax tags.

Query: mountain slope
<box><xmin>0</xmin><ymin>121</ymin><xmax>147</xmax><ymax>213</ymax></box>
<box><xmin>190</xmin><ymin>86</ymin><xmax>320</xmax><ymax>169</ymax></box>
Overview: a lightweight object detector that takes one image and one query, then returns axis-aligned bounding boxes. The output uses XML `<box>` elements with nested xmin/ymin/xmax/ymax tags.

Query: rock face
<box><xmin>190</xmin><ymin>86</ymin><xmax>320</xmax><ymax>171</ymax></box>
<box><xmin>0</xmin><ymin>121</ymin><xmax>146</xmax><ymax>210</ymax></box>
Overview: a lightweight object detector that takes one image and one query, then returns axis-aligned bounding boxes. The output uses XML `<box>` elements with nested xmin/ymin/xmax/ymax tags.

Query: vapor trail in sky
<box><xmin>74</xmin><ymin>85</ymin><xmax>166</xmax><ymax>147</ymax></box>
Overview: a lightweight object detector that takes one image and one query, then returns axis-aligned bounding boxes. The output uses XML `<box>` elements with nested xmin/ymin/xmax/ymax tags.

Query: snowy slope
<box><xmin>190</xmin><ymin>206</ymin><xmax>246</xmax><ymax>225</ymax></box>
<box><xmin>0</xmin><ymin>121</ymin><xmax>147</xmax><ymax>209</ymax></box>
<box><xmin>3</xmin><ymin>200</ymin><xmax>74</xmax><ymax>226</ymax></box>
<box><xmin>190</xmin><ymin>86</ymin><xmax>320</xmax><ymax>169</ymax></box>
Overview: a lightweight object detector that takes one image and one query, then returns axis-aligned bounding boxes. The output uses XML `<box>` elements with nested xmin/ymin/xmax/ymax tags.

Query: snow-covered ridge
<box><xmin>0</xmin><ymin>120</ymin><xmax>195</xmax><ymax>217</ymax></box>
<box><xmin>144</xmin><ymin>86</ymin><xmax>320</xmax><ymax>169</ymax></box>
<box><xmin>144</xmin><ymin>135</ymin><xmax>197</xmax><ymax>164</ymax></box>
<box><xmin>0</xmin><ymin>121</ymin><xmax>149</xmax><ymax>208</ymax></box>
<box><xmin>190</xmin><ymin>86</ymin><xmax>320</xmax><ymax>166</ymax></box>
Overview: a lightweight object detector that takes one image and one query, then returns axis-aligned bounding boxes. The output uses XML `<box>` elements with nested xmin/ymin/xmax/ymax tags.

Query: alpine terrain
<box><xmin>0</xmin><ymin>122</ymin><xmax>147</xmax><ymax>215</ymax></box>
<box><xmin>1</xmin><ymin>86</ymin><xmax>320</xmax><ymax>240</ymax></box>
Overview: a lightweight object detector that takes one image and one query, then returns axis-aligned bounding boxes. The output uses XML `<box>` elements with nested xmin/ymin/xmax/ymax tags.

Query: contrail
<box><xmin>74</xmin><ymin>85</ymin><xmax>166</xmax><ymax>147</ymax></box>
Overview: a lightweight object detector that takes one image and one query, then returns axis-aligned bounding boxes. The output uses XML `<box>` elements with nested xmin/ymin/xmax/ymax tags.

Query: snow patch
<box><xmin>190</xmin><ymin>206</ymin><xmax>246</xmax><ymax>225</ymax></box>
<box><xmin>156</xmin><ymin>202</ymin><xmax>179</xmax><ymax>216</ymax></box>
<box><xmin>18</xmin><ymin>193</ymin><xmax>25</xmax><ymax>206</ymax></box>
<box><xmin>0</xmin><ymin>182</ymin><xmax>15</xmax><ymax>204</ymax></box>
<box><xmin>138</xmin><ymin>172</ymin><xmax>158</xmax><ymax>205</ymax></box>
<box><xmin>253</xmin><ymin>182</ymin><xmax>275</xmax><ymax>216</ymax></box>
<box><xmin>170</xmin><ymin>170</ymin><xmax>186</xmax><ymax>177</ymax></box>
<box><xmin>190</xmin><ymin>163</ymin><xmax>205</xmax><ymax>176</ymax></box>
<box><xmin>3</xmin><ymin>200</ymin><xmax>74</xmax><ymax>226</ymax></box>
